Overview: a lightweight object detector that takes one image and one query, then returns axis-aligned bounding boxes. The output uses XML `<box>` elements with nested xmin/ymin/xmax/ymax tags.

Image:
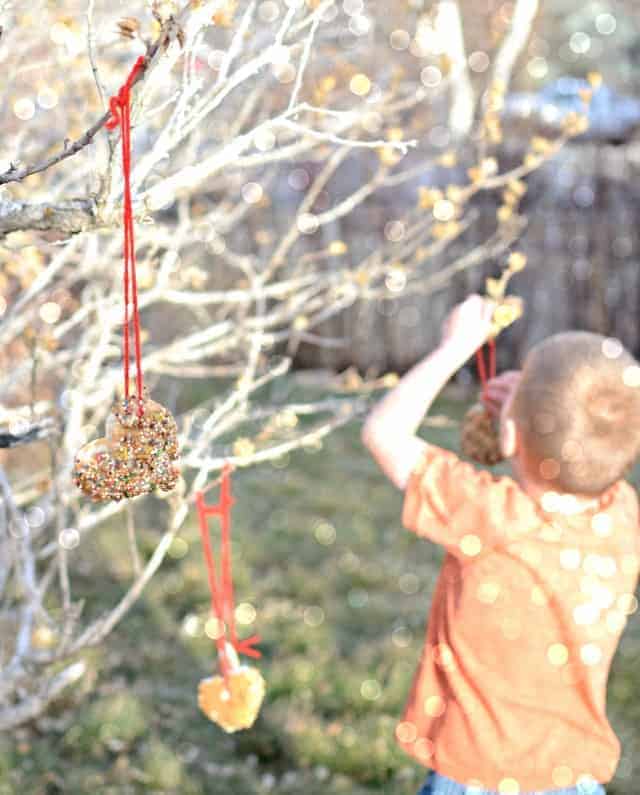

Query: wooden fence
<box><xmin>289</xmin><ymin>139</ymin><xmax>640</xmax><ymax>375</ymax></box>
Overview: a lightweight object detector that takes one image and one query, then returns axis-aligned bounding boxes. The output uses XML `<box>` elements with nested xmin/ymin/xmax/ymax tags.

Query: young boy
<box><xmin>361</xmin><ymin>295</ymin><xmax>640</xmax><ymax>795</ymax></box>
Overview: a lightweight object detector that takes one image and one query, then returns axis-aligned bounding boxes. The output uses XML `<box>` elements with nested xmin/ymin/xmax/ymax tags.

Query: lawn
<box><xmin>3</xmin><ymin>378</ymin><xmax>640</xmax><ymax>795</ymax></box>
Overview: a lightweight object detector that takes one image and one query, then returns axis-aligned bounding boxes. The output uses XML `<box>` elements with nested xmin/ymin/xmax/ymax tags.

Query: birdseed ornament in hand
<box><xmin>73</xmin><ymin>57</ymin><xmax>180</xmax><ymax>501</ymax></box>
<box><xmin>460</xmin><ymin>268</ymin><xmax>525</xmax><ymax>466</ymax></box>
<box><xmin>461</xmin><ymin>406</ymin><xmax>504</xmax><ymax>466</ymax></box>
<box><xmin>460</xmin><ymin>344</ymin><xmax>504</xmax><ymax>466</ymax></box>
<box><xmin>196</xmin><ymin>464</ymin><xmax>264</xmax><ymax>733</ymax></box>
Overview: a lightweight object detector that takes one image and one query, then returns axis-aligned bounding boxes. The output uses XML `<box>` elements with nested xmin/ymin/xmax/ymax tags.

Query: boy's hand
<box><xmin>440</xmin><ymin>294</ymin><xmax>497</xmax><ymax>356</ymax></box>
<box><xmin>484</xmin><ymin>370</ymin><xmax>522</xmax><ymax>419</ymax></box>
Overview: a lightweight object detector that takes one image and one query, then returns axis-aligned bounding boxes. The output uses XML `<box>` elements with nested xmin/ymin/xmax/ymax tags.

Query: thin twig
<box><xmin>86</xmin><ymin>0</ymin><xmax>107</xmax><ymax>110</ymax></box>
<box><xmin>0</xmin><ymin>33</ymin><xmax>167</xmax><ymax>186</ymax></box>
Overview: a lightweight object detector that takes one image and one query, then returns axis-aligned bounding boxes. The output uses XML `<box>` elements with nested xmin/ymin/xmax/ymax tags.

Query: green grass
<box><xmin>5</xmin><ymin>382</ymin><xmax>640</xmax><ymax>795</ymax></box>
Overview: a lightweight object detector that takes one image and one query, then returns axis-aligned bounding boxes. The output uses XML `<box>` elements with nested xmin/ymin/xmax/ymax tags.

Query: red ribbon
<box><xmin>196</xmin><ymin>462</ymin><xmax>261</xmax><ymax>681</ymax></box>
<box><xmin>107</xmin><ymin>56</ymin><xmax>146</xmax><ymax>416</ymax></box>
<box><xmin>475</xmin><ymin>337</ymin><xmax>496</xmax><ymax>404</ymax></box>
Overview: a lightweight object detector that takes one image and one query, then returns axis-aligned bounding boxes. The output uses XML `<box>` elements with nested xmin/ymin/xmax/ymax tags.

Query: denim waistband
<box><xmin>421</xmin><ymin>770</ymin><xmax>606</xmax><ymax>795</ymax></box>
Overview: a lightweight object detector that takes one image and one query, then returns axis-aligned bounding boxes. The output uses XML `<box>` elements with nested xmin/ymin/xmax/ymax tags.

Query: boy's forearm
<box><xmin>362</xmin><ymin>341</ymin><xmax>473</xmax><ymax>443</ymax></box>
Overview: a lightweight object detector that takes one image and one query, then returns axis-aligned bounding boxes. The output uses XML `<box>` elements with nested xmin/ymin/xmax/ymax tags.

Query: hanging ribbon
<box><xmin>72</xmin><ymin>56</ymin><xmax>182</xmax><ymax>503</ymax></box>
<box><xmin>475</xmin><ymin>337</ymin><xmax>496</xmax><ymax>405</ymax></box>
<box><xmin>106</xmin><ymin>55</ymin><xmax>146</xmax><ymax>416</ymax></box>
<box><xmin>196</xmin><ymin>462</ymin><xmax>261</xmax><ymax>682</ymax></box>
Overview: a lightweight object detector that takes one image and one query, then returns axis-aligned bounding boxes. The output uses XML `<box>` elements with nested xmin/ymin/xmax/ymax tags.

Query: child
<box><xmin>361</xmin><ymin>295</ymin><xmax>640</xmax><ymax>795</ymax></box>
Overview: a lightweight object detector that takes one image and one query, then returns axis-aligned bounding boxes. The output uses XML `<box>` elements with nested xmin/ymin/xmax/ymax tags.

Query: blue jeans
<box><xmin>418</xmin><ymin>770</ymin><xmax>607</xmax><ymax>795</ymax></box>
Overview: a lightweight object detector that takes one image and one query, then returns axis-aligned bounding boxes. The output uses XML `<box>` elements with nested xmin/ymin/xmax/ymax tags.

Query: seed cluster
<box><xmin>460</xmin><ymin>402</ymin><xmax>504</xmax><ymax>466</ymax></box>
<box><xmin>73</xmin><ymin>392</ymin><xmax>179</xmax><ymax>502</ymax></box>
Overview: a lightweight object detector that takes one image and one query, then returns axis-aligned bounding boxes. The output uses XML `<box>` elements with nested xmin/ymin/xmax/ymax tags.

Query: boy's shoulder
<box><xmin>409</xmin><ymin>443</ymin><xmax>527</xmax><ymax>499</ymax></box>
<box><xmin>404</xmin><ymin>444</ymin><xmax>540</xmax><ymax>536</ymax></box>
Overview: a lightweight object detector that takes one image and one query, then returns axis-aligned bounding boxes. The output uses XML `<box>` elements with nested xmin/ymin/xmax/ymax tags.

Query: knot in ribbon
<box><xmin>106</xmin><ymin>55</ymin><xmax>146</xmax><ymax>131</ymax></box>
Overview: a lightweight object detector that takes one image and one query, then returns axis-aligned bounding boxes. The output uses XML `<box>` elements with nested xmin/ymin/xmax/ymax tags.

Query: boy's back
<box><xmin>399</xmin><ymin>444</ymin><xmax>640</xmax><ymax>792</ymax></box>
<box><xmin>362</xmin><ymin>300</ymin><xmax>640</xmax><ymax>794</ymax></box>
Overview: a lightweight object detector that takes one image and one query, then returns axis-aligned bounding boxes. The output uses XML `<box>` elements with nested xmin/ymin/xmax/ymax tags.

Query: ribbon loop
<box><xmin>196</xmin><ymin>463</ymin><xmax>260</xmax><ymax>682</ymax></box>
<box><xmin>106</xmin><ymin>55</ymin><xmax>146</xmax><ymax>415</ymax></box>
<box><xmin>476</xmin><ymin>337</ymin><xmax>496</xmax><ymax>405</ymax></box>
<box><xmin>106</xmin><ymin>96</ymin><xmax>122</xmax><ymax>130</ymax></box>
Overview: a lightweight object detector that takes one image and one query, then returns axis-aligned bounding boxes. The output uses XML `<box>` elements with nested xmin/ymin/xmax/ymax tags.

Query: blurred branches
<box><xmin>491</xmin><ymin>0</ymin><xmax>540</xmax><ymax>92</ymax></box>
<box><xmin>0</xmin><ymin>0</ymin><xmax>584</xmax><ymax>728</ymax></box>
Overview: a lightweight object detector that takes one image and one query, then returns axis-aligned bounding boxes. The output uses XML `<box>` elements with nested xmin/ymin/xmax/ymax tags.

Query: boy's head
<box><xmin>500</xmin><ymin>331</ymin><xmax>640</xmax><ymax>496</ymax></box>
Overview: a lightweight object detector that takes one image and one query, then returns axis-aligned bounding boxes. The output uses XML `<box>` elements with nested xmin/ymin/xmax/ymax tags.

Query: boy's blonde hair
<box><xmin>510</xmin><ymin>331</ymin><xmax>640</xmax><ymax>495</ymax></box>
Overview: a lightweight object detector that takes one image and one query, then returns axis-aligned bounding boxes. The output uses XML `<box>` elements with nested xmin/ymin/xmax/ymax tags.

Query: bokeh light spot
<box><xmin>14</xmin><ymin>98</ymin><xmax>35</xmax><ymax>120</ymax></box>
<box><xmin>602</xmin><ymin>338</ymin><xmax>623</xmax><ymax>359</ymax></box>
<box><xmin>469</xmin><ymin>51</ymin><xmax>490</xmax><ymax>73</ymax></box>
<box><xmin>242</xmin><ymin>182</ymin><xmax>263</xmax><ymax>204</ymax></box>
<box><xmin>360</xmin><ymin>679</ymin><xmax>381</xmax><ymax>700</ymax></box>
<box><xmin>595</xmin><ymin>14</ymin><xmax>616</xmax><ymax>35</ymax></box>
<box><xmin>420</xmin><ymin>66</ymin><xmax>442</xmax><ymax>88</ymax></box>
<box><xmin>236</xmin><ymin>602</ymin><xmax>257</xmax><ymax>625</ymax></box>
<box><xmin>580</xmin><ymin>643</ymin><xmax>602</xmax><ymax>666</ymax></box>
<box><xmin>548</xmin><ymin>643</ymin><xmax>569</xmax><ymax>666</ymax></box>
<box><xmin>303</xmin><ymin>606</ymin><xmax>325</xmax><ymax>626</ymax></box>
<box><xmin>395</xmin><ymin>721</ymin><xmax>417</xmax><ymax>743</ymax></box>
<box><xmin>349</xmin><ymin>73</ymin><xmax>371</xmax><ymax>96</ymax></box>
<box><xmin>314</xmin><ymin>521</ymin><xmax>336</xmax><ymax>545</ymax></box>
<box><xmin>460</xmin><ymin>534</ymin><xmax>482</xmax><ymax>556</ymax></box>
<box><xmin>560</xmin><ymin>548</ymin><xmax>581</xmax><ymax>570</ymax></box>
<box><xmin>59</xmin><ymin>527</ymin><xmax>79</xmax><ymax>550</ymax></box>
<box><xmin>204</xmin><ymin>617</ymin><xmax>225</xmax><ymax>639</ymax></box>
<box><xmin>622</xmin><ymin>366</ymin><xmax>640</xmax><ymax>387</ymax></box>
<box><xmin>424</xmin><ymin>695</ymin><xmax>446</xmax><ymax>717</ymax></box>
<box><xmin>384</xmin><ymin>220</ymin><xmax>405</xmax><ymax>242</ymax></box>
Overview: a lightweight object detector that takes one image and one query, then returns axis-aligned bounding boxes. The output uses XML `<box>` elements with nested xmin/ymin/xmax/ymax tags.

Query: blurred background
<box><xmin>1</xmin><ymin>1</ymin><xmax>640</xmax><ymax>794</ymax></box>
<box><xmin>290</xmin><ymin>0</ymin><xmax>640</xmax><ymax>376</ymax></box>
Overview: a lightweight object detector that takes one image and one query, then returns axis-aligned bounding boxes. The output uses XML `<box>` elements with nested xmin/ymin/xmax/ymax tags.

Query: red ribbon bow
<box><xmin>196</xmin><ymin>462</ymin><xmax>261</xmax><ymax>680</ymax></box>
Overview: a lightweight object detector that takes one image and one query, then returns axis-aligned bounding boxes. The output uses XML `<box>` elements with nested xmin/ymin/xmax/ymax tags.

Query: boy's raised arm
<box><xmin>361</xmin><ymin>295</ymin><xmax>496</xmax><ymax>491</ymax></box>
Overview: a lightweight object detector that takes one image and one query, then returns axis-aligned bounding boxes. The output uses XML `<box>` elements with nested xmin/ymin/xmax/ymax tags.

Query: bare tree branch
<box><xmin>0</xmin><ymin>0</ymin><xmax>576</xmax><ymax>729</ymax></box>
<box><xmin>0</xmin><ymin>198</ymin><xmax>97</xmax><ymax>236</ymax></box>
<box><xmin>0</xmin><ymin>419</ymin><xmax>57</xmax><ymax>449</ymax></box>
<box><xmin>0</xmin><ymin>12</ymin><xmax>176</xmax><ymax>187</ymax></box>
<box><xmin>0</xmin><ymin>661</ymin><xmax>86</xmax><ymax>731</ymax></box>
<box><xmin>491</xmin><ymin>0</ymin><xmax>541</xmax><ymax>92</ymax></box>
<box><xmin>435</xmin><ymin>0</ymin><xmax>475</xmax><ymax>139</ymax></box>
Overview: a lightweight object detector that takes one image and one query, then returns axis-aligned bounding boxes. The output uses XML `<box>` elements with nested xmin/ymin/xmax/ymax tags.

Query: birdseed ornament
<box><xmin>460</xmin><ymin>269</ymin><xmax>525</xmax><ymax>466</ymax></box>
<box><xmin>460</xmin><ymin>339</ymin><xmax>504</xmax><ymax>466</ymax></box>
<box><xmin>73</xmin><ymin>390</ymin><xmax>179</xmax><ymax>501</ymax></box>
<box><xmin>73</xmin><ymin>56</ymin><xmax>180</xmax><ymax>501</ymax></box>
<box><xmin>196</xmin><ymin>464</ymin><xmax>264</xmax><ymax>733</ymax></box>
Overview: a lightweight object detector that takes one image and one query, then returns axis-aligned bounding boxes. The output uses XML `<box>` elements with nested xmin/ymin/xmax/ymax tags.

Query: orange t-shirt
<box><xmin>398</xmin><ymin>444</ymin><xmax>640</xmax><ymax>793</ymax></box>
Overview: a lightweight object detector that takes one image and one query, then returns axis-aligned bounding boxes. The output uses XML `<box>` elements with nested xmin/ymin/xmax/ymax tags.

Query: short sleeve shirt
<box><xmin>397</xmin><ymin>444</ymin><xmax>640</xmax><ymax>792</ymax></box>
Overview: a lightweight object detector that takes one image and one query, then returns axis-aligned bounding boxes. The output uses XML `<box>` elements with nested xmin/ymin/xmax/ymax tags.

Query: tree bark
<box><xmin>0</xmin><ymin>198</ymin><xmax>97</xmax><ymax>236</ymax></box>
